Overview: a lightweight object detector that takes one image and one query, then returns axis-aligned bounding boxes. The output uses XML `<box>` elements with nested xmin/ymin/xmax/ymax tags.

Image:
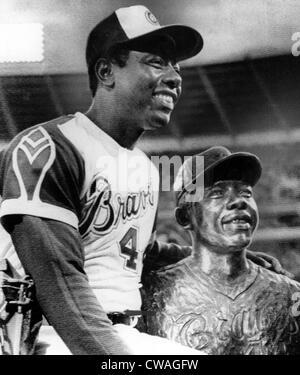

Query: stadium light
<box><xmin>0</xmin><ymin>23</ymin><xmax>44</xmax><ymax>63</ymax></box>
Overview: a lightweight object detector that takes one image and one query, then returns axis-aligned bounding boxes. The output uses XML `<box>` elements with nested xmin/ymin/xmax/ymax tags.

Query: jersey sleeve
<box><xmin>0</xmin><ymin>123</ymin><xmax>85</xmax><ymax>229</ymax></box>
<box><xmin>9</xmin><ymin>215</ymin><xmax>132</xmax><ymax>355</ymax></box>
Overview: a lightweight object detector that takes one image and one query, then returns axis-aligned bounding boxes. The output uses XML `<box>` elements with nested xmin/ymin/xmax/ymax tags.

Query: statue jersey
<box><xmin>0</xmin><ymin>112</ymin><xmax>159</xmax><ymax>312</ymax></box>
<box><xmin>143</xmin><ymin>259</ymin><xmax>300</xmax><ymax>355</ymax></box>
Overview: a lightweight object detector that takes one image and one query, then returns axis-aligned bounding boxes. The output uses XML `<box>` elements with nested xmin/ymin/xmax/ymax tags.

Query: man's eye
<box><xmin>209</xmin><ymin>189</ymin><xmax>223</xmax><ymax>198</ymax></box>
<box><xmin>149</xmin><ymin>58</ymin><xmax>164</xmax><ymax>67</ymax></box>
<box><xmin>241</xmin><ymin>189</ymin><xmax>252</xmax><ymax>198</ymax></box>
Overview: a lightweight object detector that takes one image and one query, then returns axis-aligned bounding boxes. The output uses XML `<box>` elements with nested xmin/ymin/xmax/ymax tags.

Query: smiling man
<box><xmin>0</xmin><ymin>5</ymin><xmax>205</xmax><ymax>355</ymax></box>
<box><xmin>143</xmin><ymin>146</ymin><xmax>300</xmax><ymax>354</ymax></box>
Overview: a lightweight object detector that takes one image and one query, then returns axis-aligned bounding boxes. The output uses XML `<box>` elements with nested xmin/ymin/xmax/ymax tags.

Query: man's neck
<box><xmin>85</xmin><ymin>101</ymin><xmax>144</xmax><ymax>150</ymax></box>
<box><xmin>187</xmin><ymin>243</ymin><xmax>249</xmax><ymax>284</ymax></box>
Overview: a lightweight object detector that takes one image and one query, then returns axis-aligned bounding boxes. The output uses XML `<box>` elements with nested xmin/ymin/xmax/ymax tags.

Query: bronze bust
<box><xmin>142</xmin><ymin>146</ymin><xmax>300</xmax><ymax>355</ymax></box>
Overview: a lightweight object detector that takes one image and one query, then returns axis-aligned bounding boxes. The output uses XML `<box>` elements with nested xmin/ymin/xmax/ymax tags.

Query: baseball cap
<box><xmin>86</xmin><ymin>5</ymin><xmax>203</xmax><ymax>71</ymax></box>
<box><xmin>174</xmin><ymin>146</ymin><xmax>262</xmax><ymax>205</ymax></box>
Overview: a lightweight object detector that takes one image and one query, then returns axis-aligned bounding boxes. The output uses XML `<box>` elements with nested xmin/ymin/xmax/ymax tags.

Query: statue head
<box><xmin>174</xmin><ymin>146</ymin><xmax>262</xmax><ymax>253</ymax></box>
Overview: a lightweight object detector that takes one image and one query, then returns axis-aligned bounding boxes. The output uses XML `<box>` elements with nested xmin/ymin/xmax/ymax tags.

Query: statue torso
<box><xmin>142</xmin><ymin>260</ymin><xmax>300</xmax><ymax>355</ymax></box>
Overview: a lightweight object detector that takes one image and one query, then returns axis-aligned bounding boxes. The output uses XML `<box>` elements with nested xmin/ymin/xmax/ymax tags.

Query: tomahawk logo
<box><xmin>12</xmin><ymin>127</ymin><xmax>56</xmax><ymax>201</ymax></box>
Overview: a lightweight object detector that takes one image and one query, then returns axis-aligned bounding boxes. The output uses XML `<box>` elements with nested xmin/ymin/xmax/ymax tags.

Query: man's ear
<box><xmin>95</xmin><ymin>58</ymin><xmax>114</xmax><ymax>87</ymax></box>
<box><xmin>175</xmin><ymin>206</ymin><xmax>192</xmax><ymax>229</ymax></box>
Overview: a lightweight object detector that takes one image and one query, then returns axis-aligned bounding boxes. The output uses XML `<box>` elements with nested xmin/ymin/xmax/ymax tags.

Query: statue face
<box><xmin>190</xmin><ymin>180</ymin><xmax>259</xmax><ymax>253</ymax></box>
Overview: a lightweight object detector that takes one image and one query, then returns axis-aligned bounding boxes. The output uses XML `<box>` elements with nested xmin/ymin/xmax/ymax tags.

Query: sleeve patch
<box><xmin>12</xmin><ymin>127</ymin><xmax>56</xmax><ymax>201</ymax></box>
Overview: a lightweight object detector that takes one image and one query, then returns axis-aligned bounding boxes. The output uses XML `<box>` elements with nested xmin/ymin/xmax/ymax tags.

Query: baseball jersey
<box><xmin>0</xmin><ymin>112</ymin><xmax>159</xmax><ymax>313</ymax></box>
<box><xmin>143</xmin><ymin>259</ymin><xmax>300</xmax><ymax>354</ymax></box>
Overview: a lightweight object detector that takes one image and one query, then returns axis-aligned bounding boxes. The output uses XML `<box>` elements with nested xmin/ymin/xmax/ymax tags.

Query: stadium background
<box><xmin>1</xmin><ymin>0</ymin><xmax>300</xmax><ymax>280</ymax></box>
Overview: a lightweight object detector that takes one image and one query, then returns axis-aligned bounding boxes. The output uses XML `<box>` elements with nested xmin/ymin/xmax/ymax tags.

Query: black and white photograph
<box><xmin>0</xmin><ymin>0</ymin><xmax>300</xmax><ymax>360</ymax></box>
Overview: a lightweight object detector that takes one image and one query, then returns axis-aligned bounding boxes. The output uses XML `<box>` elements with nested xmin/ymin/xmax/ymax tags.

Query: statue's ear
<box><xmin>95</xmin><ymin>58</ymin><xmax>114</xmax><ymax>87</ymax></box>
<box><xmin>175</xmin><ymin>206</ymin><xmax>191</xmax><ymax>229</ymax></box>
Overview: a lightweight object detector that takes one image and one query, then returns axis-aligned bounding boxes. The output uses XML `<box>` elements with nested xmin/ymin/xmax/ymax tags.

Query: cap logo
<box><xmin>145</xmin><ymin>10</ymin><xmax>159</xmax><ymax>26</ymax></box>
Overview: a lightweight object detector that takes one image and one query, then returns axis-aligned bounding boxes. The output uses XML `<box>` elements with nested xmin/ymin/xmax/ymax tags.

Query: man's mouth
<box><xmin>152</xmin><ymin>92</ymin><xmax>176</xmax><ymax>111</ymax></box>
<box><xmin>222</xmin><ymin>214</ymin><xmax>253</xmax><ymax>231</ymax></box>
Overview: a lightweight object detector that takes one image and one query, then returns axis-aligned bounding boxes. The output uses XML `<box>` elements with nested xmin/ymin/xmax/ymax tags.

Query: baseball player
<box><xmin>0</xmin><ymin>6</ymin><xmax>288</xmax><ymax>355</ymax></box>
<box><xmin>142</xmin><ymin>146</ymin><xmax>300</xmax><ymax>354</ymax></box>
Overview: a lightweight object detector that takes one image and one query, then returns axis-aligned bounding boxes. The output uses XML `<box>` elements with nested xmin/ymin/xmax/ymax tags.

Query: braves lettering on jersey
<box><xmin>0</xmin><ymin>112</ymin><xmax>159</xmax><ymax>312</ymax></box>
<box><xmin>142</xmin><ymin>260</ymin><xmax>300</xmax><ymax>354</ymax></box>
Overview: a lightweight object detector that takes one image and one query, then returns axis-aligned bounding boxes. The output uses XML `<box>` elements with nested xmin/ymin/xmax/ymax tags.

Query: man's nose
<box><xmin>162</xmin><ymin>65</ymin><xmax>182</xmax><ymax>91</ymax></box>
<box><xmin>226</xmin><ymin>195</ymin><xmax>248</xmax><ymax>210</ymax></box>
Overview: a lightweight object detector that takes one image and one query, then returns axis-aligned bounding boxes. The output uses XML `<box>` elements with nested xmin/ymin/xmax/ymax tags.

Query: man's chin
<box><xmin>146</xmin><ymin>113</ymin><xmax>170</xmax><ymax>130</ymax></box>
<box><xmin>226</xmin><ymin>233</ymin><xmax>252</xmax><ymax>249</ymax></box>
